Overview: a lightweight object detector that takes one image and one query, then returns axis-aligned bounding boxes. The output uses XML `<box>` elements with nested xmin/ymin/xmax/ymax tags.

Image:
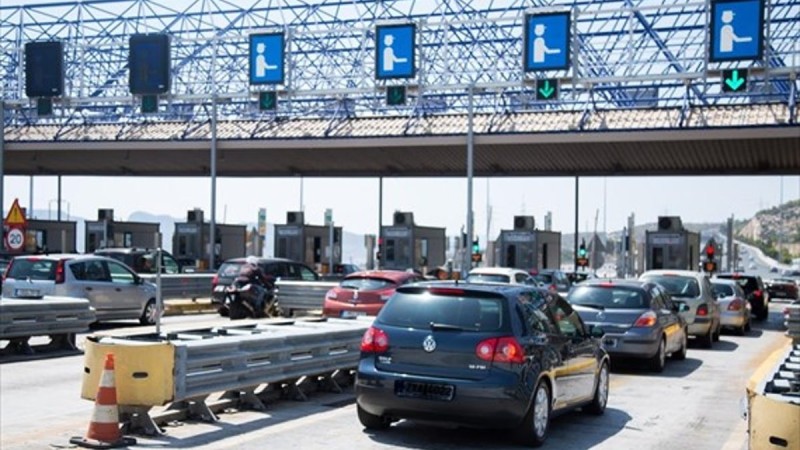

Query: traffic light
<box><xmin>703</xmin><ymin>261</ymin><xmax>717</xmax><ymax>273</ymax></box>
<box><xmin>578</xmin><ymin>239</ymin><xmax>587</xmax><ymax>258</ymax></box>
<box><xmin>472</xmin><ymin>237</ymin><xmax>480</xmax><ymax>254</ymax></box>
<box><xmin>376</xmin><ymin>238</ymin><xmax>383</xmax><ymax>261</ymax></box>
<box><xmin>705</xmin><ymin>242</ymin><xmax>715</xmax><ymax>261</ymax></box>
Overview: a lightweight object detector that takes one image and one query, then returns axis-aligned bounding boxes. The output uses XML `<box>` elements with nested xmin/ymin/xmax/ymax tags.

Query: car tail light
<box><xmin>548</xmin><ymin>284</ymin><xmax>557</xmax><ymax>292</ymax></box>
<box><xmin>361</xmin><ymin>326</ymin><xmax>389</xmax><ymax>353</ymax></box>
<box><xmin>476</xmin><ymin>337</ymin><xmax>525</xmax><ymax>364</ymax></box>
<box><xmin>211</xmin><ymin>274</ymin><xmax>219</xmax><ymax>288</ymax></box>
<box><xmin>633</xmin><ymin>311</ymin><xmax>657</xmax><ymax>327</ymax></box>
<box><xmin>697</xmin><ymin>304</ymin><xmax>709</xmax><ymax>317</ymax></box>
<box><xmin>728</xmin><ymin>299</ymin><xmax>744</xmax><ymax>311</ymax></box>
<box><xmin>54</xmin><ymin>259</ymin><xmax>66</xmax><ymax>284</ymax></box>
<box><xmin>326</xmin><ymin>290</ymin><xmax>338</xmax><ymax>300</ymax></box>
<box><xmin>753</xmin><ymin>290</ymin><xmax>763</xmax><ymax>299</ymax></box>
<box><xmin>429</xmin><ymin>287</ymin><xmax>465</xmax><ymax>295</ymax></box>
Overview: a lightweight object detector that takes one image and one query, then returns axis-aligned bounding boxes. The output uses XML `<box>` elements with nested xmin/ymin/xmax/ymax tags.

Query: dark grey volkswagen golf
<box><xmin>355</xmin><ymin>282</ymin><xmax>610</xmax><ymax>446</ymax></box>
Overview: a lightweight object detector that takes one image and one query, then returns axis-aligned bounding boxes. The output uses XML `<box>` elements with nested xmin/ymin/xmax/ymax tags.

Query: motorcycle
<box><xmin>222</xmin><ymin>281</ymin><xmax>280</xmax><ymax>320</ymax></box>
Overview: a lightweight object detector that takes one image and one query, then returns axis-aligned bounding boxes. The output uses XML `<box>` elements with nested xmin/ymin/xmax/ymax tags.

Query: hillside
<box><xmin>736</xmin><ymin>199</ymin><xmax>800</xmax><ymax>262</ymax></box>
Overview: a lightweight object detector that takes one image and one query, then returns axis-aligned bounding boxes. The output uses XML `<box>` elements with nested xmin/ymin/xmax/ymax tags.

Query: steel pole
<box><xmin>210</xmin><ymin>96</ymin><xmax>218</xmax><ymax>270</ymax></box>
<box><xmin>574</xmin><ymin>176</ymin><xmax>579</xmax><ymax>271</ymax></box>
<box><xmin>378</xmin><ymin>177</ymin><xmax>383</xmax><ymax>270</ymax></box>
<box><xmin>156</xmin><ymin>248</ymin><xmax>163</xmax><ymax>334</ymax></box>
<box><xmin>29</xmin><ymin>177</ymin><xmax>33</xmax><ymax>219</ymax></box>
<box><xmin>0</xmin><ymin>102</ymin><xmax>4</xmax><ymax>251</ymax></box>
<box><xmin>464</xmin><ymin>84</ymin><xmax>475</xmax><ymax>278</ymax></box>
<box><xmin>57</xmin><ymin>175</ymin><xmax>62</xmax><ymax>221</ymax></box>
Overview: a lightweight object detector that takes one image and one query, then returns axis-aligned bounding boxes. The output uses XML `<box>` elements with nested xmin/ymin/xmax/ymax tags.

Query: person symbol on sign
<box><xmin>255</xmin><ymin>42</ymin><xmax>278</xmax><ymax>78</ymax></box>
<box><xmin>719</xmin><ymin>10</ymin><xmax>752</xmax><ymax>53</ymax></box>
<box><xmin>382</xmin><ymin>34</ymin><xmax>408</xmax><ymax>72</ymax></box>
<box><xmin>533</xmin><ymin>24</ymin><xmax>561</xmax><ymax>64</ymax></box>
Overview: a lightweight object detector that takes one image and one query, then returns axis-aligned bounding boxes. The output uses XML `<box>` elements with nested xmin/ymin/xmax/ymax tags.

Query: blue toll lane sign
<box><xmin>249</xmin><ymin>33</ymin><xmax>285</xmax><ymax>85</ymax></box>
<box><xmin>524</xmin><ymin>12</ymin><xmax>571</xmax><ymax>72</ymax></box>
<box><xmin>375</xmin><ymin>24</ymin><xmax>416</xmax><ymax>80</ymax></box>
<box><xmin>710</xmin><ymin>0</ymin><xmax>764</xmax><ymax>62</ymax></box>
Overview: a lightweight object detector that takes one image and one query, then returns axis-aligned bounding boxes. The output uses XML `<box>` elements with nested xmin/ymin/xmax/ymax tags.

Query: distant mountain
<box><xmin>735</xmin><ymin>199</ymin><xmax>800</xmax><ymax>263</ymax></box>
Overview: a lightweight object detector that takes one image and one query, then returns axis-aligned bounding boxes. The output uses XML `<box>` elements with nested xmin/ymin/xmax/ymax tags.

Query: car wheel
<box><xmin>139</xmin><ymin>299</ymin><xmax>158</xmax><ymax>326</ymax></box>
<box><xmin>585</xmin><ymin>362</ymin><xmax>609</xmax><ymax>415</ymax></box>
<box><xmin>712</xmin><ymin>322</ymin><xmax>721</xmax><ymax>342</ymax></box>
<box><xmin>218</xmin><ymin>305</ymin><xmax>230</xmax><ymax>317</ymax></box>
<box><xmin>649</xmin><ymin>337</ymin><xmax>666</xmax><ymax>372</ymax></box>
<box><xmin>357</xmin><ymin>404</ymin><xmax>390</xmax><ymax>430</ymax></box>
<box><xmin>757</xmin><ymin>308</ymin><xmax>768</xmax><ymax>321</ymax></box>
<box><xmin>672</xmin><ymin>330</ymin><xmax>688</xmax><ymax>360</ymax></box>
<box><xmin>744</xmin><ymin>319</ymin><xmax>752</xmax><ymax>332</ymax></box>
<box><xmin>700</xmin><ymin>329</ymin><xmax>714</xmax><ymax>349</ymax></box>
<box><xmin>517</xmin><ymin>379</ymin><xmax>551</xmax><ymax>447</ymax></box>
<box><xmin>228</xmin><ymin>302</ymin><xmax>249</xmax><ymax>320</ymax></box>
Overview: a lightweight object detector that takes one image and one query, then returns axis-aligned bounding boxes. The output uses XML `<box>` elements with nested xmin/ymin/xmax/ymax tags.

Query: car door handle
<box><xmin>85</xmin><ymin>287</ymin><xmax>93</xmax><ymax>291</ymax></box>
<box><xmin>115</xmin><ymin>288</ymin><xmax>122</xmax><ymax>292</ymax></box>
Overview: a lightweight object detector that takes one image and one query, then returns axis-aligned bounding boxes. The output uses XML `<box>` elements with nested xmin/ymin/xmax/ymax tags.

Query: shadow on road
<box><xmin>611</xmin><ymin>356</ymin><xmax>703</xmax><ymax>378</ymax></box>
<box><xmin>364</xmin><ymin>408</ymin><xmax>632</xmax><ymax>449</ymax></box>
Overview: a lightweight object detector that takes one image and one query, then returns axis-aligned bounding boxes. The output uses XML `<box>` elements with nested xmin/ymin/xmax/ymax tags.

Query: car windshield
<box><xmin>569</xmin><ymin>285</ymin><xmax>648</xmax><ymax>309</ymax></box>
<box><xmin>642</xmin><ymin>275</ymin><xmax>699</xmax><ymax>298</ymax></box>
<box><xmin>378</xmin><ymin>291</ymin><xmax>505</xmax><ymax>331</ymax></box>
<box><xmin>716</xmin><ymin>275</ymin><xmax>758</xmax><ymax>293</ymax></box>
<box><xmin>7</xmin><ymin>258</ymin><xmax>58</xmax><ymax>280</ymax></box>
<box><xmin>466</xmin><ymin>273</ymin><xmax>511</xmax><ymax>284</ymax></box>
<box><xmin>712</xmin><ymin>283</ymin><xmax>734</xmax><ymax>297</ymax></box>
<box><xmin>218</xmin><ymin>262</ymin><xmax>244</xmax><ymax>277</ymax></box>
<box><xmin>340</xmin><ymin>277</ymin><xmax>395</xmax><ymax>291</ymax></box>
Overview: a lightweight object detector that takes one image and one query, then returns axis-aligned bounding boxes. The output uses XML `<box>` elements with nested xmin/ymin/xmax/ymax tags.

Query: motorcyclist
<box><xmin>232</xmin><ymin>256</ymin><xmax>269</xmax><ymax>316</ymax></box>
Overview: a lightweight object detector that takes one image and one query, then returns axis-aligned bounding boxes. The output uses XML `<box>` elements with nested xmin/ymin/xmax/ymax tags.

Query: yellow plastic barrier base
<box><xmin>747</xmin><ymin>340</ymin><xmax>800</xmax><ymax>450</ymax></box>
<box><xmin>81</xmin><ymin>338</ymin><xmax>175</xmax><ymax>407</ymax></box>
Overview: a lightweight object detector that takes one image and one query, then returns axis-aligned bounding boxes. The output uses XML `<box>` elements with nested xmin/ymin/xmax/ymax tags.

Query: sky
<box><xmin>4</xmin><ymin>175</ymin><xmax>799</xmax><ymax>243</ymax></box>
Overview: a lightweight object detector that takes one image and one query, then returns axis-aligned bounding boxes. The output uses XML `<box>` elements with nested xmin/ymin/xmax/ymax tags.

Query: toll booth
<box><xmin>645</xmin><ymin>216</ymin><xmax>700</xmax><ymax>271</ymax></box>
<box><xmin>274</xmin><ymin>211</ymin><xmax>343</xmax><ymax>273</ymax></box>
<box><xmin>379</xmin><ymin>212</ymin><xmax>446</xmax><ymax>272</ymax></box>
<box><xmin>84</xmin><ymin>209</ymin><xmax>161</xmax><ymax>253</ymax></box>
<box><xmin>172</xmin><ymin>209</ymin><xmax>247</xmax><ymax>269</ymax></box>
<box><xmin>494</xmin><ymin>216</ymin><xmax>561</xmax><ymax>271</ymax></box>
<box><xmin>26</xmin><ymin>219</ymin><xmax>77</xmax><ymax>253</ymax></box>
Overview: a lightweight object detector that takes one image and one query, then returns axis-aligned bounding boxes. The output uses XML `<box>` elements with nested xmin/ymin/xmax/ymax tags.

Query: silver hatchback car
<box><xmin>2</xmin><ymin>254</ymin><xmax>158</xmax><ymax>325</ymax></box>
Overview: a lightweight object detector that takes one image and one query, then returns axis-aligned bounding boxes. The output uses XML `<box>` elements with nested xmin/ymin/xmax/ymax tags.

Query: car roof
<box><xmin>345</xmin><ymin>270</ymin><xmax>417</xmax><ymax>282</ymax></box>
<box><xmin>716</xmin><ymin>272</ymin><xmax>760</xmax><ymax>279</ymax></box>
<box><xmin>579</xmin><ymin>278</ymin><xmax>650</xmax><ymax>290</ymax></box>
<box><xmin>710</xmin><ymin>278</ymin><xmax>740</xmax><ymax>286</ymax></box>
<box><xmin>468</xmin><ymin>267</ymin><xmax>529</xmax><ymax>276</ymax></box>
<box><xmin>398</xmin><ymin>280</ymin><xmax>550</xmax><ymax>296</ymax></box>
<box><xmin>221</xmin><ymin>257</ymin><xmax>297</xmax><ymax>264</ymax></box>
<box><xmin>640</xmin><ymin>269</ymin><xmax>707</xmax><ymax>279</ymax></box>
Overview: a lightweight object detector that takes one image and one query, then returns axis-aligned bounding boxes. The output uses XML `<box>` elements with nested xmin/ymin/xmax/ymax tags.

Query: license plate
<box><xmin>341</xmin><ymin>310</ymin><xmax>365</xmax><ymax>318</ymax></box>
<box><xmin>14</xmin><ymin>288</ymin><xmax>41</xmax><ymax>297</ymax></box>
<box><xmin>395</xmin><ymin>381</ymin><xmax>455</xmax><ymax>401</ymax></box>
<box><xmin>603</xmin><ymin>338</ymin><xmax>618</xmax><ymax>349</ymax></box>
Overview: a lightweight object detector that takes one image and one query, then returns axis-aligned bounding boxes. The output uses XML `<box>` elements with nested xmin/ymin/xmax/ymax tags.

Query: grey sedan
<box><xmin>567</xmin><ymin>279</ymin><xmax>688</xmax><ymax>372</ymax></box>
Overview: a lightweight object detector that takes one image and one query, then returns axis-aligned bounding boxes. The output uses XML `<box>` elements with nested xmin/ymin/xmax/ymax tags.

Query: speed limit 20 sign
<box><xmin>5</xmin><ymin>227</ymin><xmax>25</xmax><ymax>252</ymax></box>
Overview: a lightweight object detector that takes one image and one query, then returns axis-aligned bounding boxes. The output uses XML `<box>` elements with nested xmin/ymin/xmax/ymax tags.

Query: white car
<box><xmin>2</xmin><ymin>254</ymin><xmax>158</xmax><ymax>325</ymax></box>
<box><xmin>465</xmin><ymin>267</ymin><xmax>536</xmax><ymax>285</ymax></box>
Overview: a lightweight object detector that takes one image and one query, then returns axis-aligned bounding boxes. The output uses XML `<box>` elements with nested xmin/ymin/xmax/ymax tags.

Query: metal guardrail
<box><xmin>81</xmin><ymin>316</ymin><xmax>372</xmax><ymax>435</ymax></box>
<box><xmin>139</xmin><ymin>274</ymin><xmax>214</xmax><ymax>300</ymax></box>
<box><xmin>0</xmin><ymin>296</ymin><xmax>96</xmax><ymax>354</ymax></box>
<box><xmin>274</xmin><ymin>280</ymin><xmax>339</xmax><ymax>315</ymax></box>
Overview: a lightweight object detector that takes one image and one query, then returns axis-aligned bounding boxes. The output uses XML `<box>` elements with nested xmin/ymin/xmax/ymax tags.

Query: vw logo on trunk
<box><xmin>422</xmin><ymin>335</ymin><xmax>437</xmax><ymax>353</ymax></box>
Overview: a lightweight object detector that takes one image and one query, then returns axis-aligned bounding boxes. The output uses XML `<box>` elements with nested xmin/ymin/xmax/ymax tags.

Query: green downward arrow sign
<box><xmin>538</xmin><ymin>80</ymin><xmax>555</xmax><ymax>99</ymax></box>
<box><xmin>725</xmin><ymin>70</ymin><xmax>745</xmax><ymax>91</ymax></box>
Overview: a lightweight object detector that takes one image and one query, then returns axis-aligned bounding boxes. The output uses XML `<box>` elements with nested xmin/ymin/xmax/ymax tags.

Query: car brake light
<box><xmin>211</xmin><ymin>274</ymin><xmax>219</xmax><ymax>288</ymax></box>
<box><xmin>697</xmin><ymin>304</ymin><xmax>709</xmax><ymax>317</ymax></box>
<box><xmin>548</xmin><ymin>284</ymin><xmax>557</xmax><ymax>292</ymax></box>
<box><xmin>753</xmin><ymin>290</ymin><xmax>762</xmax><ymax>299</ymax></box>
<box><xmin>633</xmin><ymin>310</ymin><xmax>657</xmax><ymax>327</ymax></box>
<box><xmin>476</xmin><ymin>337</ymin><xmax>525</xmax><ymax>364</ymax></box>
<box><xmin>55</xmin><ymin>260</ymin><xmax>66</xmax><ymax>284</ymax></box>
<box><xmin>727</xmin><ymin>299</ymin><xmax>743</xmax><ymax>311</ymax></box>
<box><xmin>429</xmin><ymin>287</ymin><xmax>465</xmax><ymax>295</ymax></box>
<box><xmin>361</xmin><ymin>326</ymin><xmax>389</xmax><ymax>353</ymax></box>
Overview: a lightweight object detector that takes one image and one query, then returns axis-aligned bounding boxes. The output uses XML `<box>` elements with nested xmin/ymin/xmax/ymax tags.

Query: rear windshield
<box><xmin>711</xmin><ymin>283</ymin><xmax>734</xmax><ymax>297</ymax></box>
<box><xmin>716</xmin><ymin>275</ymin><xmax>758</xmax><ymax>293</ymax></box>
<box><xmin>569</xmin><ymin>285</ymin><xmax>649</xmax><ymax>309</ymax></box>
<box><xmin>533</xmin><ymin>273</ymin><xmax>554</xmax><ymax>284</ymax></box>
<box><xmin>7</xmin><ymin>258</ymin><xmax>58</xmax><ymax>280</ymax></box>
<box><xmin>641</xmin><ymin>275</ymin><xmax>699</xmax><ymax>298</ymax></box>
<box><xmin>341</xmin><ymin>277</ymin><xmax>395</xmax><ymax>290</ymax></box>
<box><xmin>378</xmin><ymin>291</ymin><xmax>505</xmax><ymax>332</ymax></box>
<box><xmin>218</xmin><ymin>262</ymin><xmax>244</xmax><ymax>277</ymax></box>
<box><xmin>466</xmin><ymin>273</ymin><xmax>510</xmax><ymax>284</ymax></box>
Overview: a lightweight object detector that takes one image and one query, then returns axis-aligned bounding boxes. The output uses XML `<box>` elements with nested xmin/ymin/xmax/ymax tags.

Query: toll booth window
<box><xmin>123</xmin><ymin>232</ymin><xmax>133</xmax><ymax>248</ymax></box>
<box><xmin>386</xmin><ymin>240</ymin><xmax>396</xmax><ymax>261</ymax></box>
<box><xmin>178</xmin><ymin>236</ymin><xmax>188</xmax><ymax>255</ymax></box>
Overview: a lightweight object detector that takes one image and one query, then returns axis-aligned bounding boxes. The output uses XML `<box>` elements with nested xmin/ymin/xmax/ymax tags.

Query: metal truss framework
<box><xmin>0</xmin><ymin>0</ymin><xmax>798</xmax><ymax>130</ymax></box>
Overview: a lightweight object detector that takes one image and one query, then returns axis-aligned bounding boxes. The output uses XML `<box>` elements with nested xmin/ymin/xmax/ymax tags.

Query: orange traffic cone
<box><xmin>70</xmin><ymin>353</ymin><xmax>137</xmax><ymax>449</ymax></box>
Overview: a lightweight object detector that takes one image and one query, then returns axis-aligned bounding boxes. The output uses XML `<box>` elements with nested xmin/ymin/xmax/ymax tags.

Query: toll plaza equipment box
<box><xmin>644</xmin><ymin>216</ymin><xmax>699</xmax><ymax>271</ymax></box>
<box><xmin>172</xmin><ymin>209</ymin><xmax>246</xmax><ymax>269</ymax></box>
<box><xmin>274</xmin><ymin>219</ymin><xmax>343</xmax><ymax>273</ymax></box>
<box><xmin>26</xmin><ymin>219</ymin><xmax>77</xmax><ymax>253</ymax></box>
<box><xmin>380</xmin><ymin>212</ymin><xmax>446</xmax><ymax>273</ymax></box>
<box><xmin>495</xmin><ymin>229</ymin><xmax>561</xmax><ymax>271</ymax></box>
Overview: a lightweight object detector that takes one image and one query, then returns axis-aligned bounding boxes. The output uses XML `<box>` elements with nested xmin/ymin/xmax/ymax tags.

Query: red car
<box><xmin>323</xmin><ymin>270</ymin><xmax>425</xmax><ymax>318</ymax></box>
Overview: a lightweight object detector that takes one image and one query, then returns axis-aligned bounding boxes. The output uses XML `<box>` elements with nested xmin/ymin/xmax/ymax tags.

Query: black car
<box><xmin>210</xmin><ymin>257</ymin><xmax>319</xmax><ymax>312</ymax></box>
<box><xmin>530</xmin><ymin>269</ymin><xmax>572</xmax><ymax>296</ymax></box>
<box><xmin>714</xmin><ymin>273</ymin><xmax>770</xmax><ymax>320</ymax></box>
<box><xmin>355</xmin><ymin>282</ymin><xmax>609</xmax><ymax>446</ymax></box>
<box><xmin>568</xmin><ymin>279</ymin><xmax>688</xmax><ymax>372</ymax></box>
<box><xmin>94</xmin><ymin>247</ymin><xmax>185</xmax><ymax>274</ymax></box>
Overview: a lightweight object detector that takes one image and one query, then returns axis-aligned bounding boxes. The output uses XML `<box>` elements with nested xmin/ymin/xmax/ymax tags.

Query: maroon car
<box><xmin>323</xmin><ymin>270</ymin><xmax>425</xmax><ymax>318</ymax></box>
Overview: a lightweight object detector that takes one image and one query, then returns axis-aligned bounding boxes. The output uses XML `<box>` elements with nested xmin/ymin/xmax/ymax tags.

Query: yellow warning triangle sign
<box><xmin>5</xmin><ymin>199</ymin><xmax>27</xmax><ymax>226</ymax></box>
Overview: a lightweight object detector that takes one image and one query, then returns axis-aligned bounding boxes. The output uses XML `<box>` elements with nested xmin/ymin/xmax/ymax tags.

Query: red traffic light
<box><xmin>705</xmin><ymin>243</ymin><xmax>715</xmax><ymax>259</ymax></box>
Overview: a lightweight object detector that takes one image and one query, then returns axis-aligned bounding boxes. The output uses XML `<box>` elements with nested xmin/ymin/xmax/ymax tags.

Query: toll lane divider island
<box><xmin>79</xmin><ymin>316</ymin><xmax>373</xmax><ymax>435</ymax></box>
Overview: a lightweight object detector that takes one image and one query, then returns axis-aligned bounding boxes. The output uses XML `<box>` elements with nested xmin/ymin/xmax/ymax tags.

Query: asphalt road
<box><xmin>0</xmin><ymin>303</ymin><xmax>794</xmax><ymax>450</ymax></box>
